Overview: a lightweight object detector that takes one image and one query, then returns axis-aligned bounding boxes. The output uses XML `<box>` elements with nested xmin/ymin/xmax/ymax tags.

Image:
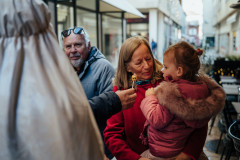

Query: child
<box><xmin>140</xmin><ymin>41</ymin><xmax>225</xmax><ymax>160</ymax></box>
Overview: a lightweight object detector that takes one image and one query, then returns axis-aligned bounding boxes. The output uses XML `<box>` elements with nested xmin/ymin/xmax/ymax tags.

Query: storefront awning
<box><xmin>226</xmin><ymin>12</ymin><xmax>237</xmax><ymax>24</ymax></box>
<box><xmin>100</xmin><ymin>0</ymin><xmax>145</xmax><ymax>18</ymax></box>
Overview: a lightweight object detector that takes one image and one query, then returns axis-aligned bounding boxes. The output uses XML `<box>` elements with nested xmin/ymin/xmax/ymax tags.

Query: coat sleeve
<box><xmin>140</xmin><ymin>95</ymin><xmax>174</xmax><ymax>129</ymax></box>
<box><xmin>88</xmin><ymin>91</ymin><xmax>122</xmax><ymax>125</ymax></box>
<box><xmin>182</xmin><ymin>125</ymin><xmax>208</xmax><ymax>160</ymax></box>
<box><xmin>103</xmin><ymin>112</ymin><xmax>141</xmax><ymax>160</ymax></box>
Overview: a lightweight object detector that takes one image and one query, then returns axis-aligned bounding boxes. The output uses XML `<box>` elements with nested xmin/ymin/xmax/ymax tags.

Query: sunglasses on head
<box><xmin>61</xmin><ymin>27</ymin><xmax>85</xmax><ymax>39</ymax></box>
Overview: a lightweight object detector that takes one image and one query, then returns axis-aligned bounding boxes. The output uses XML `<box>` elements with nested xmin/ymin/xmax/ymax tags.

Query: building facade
<box><xmin>126</xmin><ymin>0</ymin><xmax>186</xmax><ymax>61</ymax></box>
<box><xmin>202</xmin><ymin>0</ymin><xmax>215</xmax><ymax>49</ymax></box>
<box><xmin>187</xmin><ymin>21</ymin><xmax>200</xmax><ymax>47</ymax></box>
<box><xmin>43</xmin><ymin>0</ymin><xmax>144</xmax><ymax>68</ymax></box>
<box><xmin>43</xmin><ymin>0</ymin><xmax>186</xmax><ymax>64</ymax></box>
<box><xmin>211</xmin><ymin>0</ymin><xmax>240</xmax><ymax>56</ymax></box>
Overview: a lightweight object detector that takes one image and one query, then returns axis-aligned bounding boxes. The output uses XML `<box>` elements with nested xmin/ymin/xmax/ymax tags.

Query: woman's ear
<box><xmin>88</xmin><ymin>42</ymin><xmax>91</xmax><ymax>51</ymax></box>
<box><xmin>126</xmin><ymin>65</ymin><xmax>132</xmax><ymax>73</ymax></box>
<box><xmin>177</xmin><ymin>66</ymin><xmax>184</xmax><ymax>77</ymax></box>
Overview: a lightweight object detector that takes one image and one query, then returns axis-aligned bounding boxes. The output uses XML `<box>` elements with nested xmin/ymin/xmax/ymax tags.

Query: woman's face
<box><xmin>127</xmin><ymin>44</ymin><xmax>154</xmax><ymax>81</ymax></box>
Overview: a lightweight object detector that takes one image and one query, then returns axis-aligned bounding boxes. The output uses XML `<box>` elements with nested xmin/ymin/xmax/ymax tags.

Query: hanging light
<box><xmin>230</xmin><ymin>0</ymin><xmax>240</xmax><ymax>9</ymax></box>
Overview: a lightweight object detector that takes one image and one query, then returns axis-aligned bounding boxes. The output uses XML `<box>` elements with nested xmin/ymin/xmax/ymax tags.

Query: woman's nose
<box><xmin>143</xmin><ymin>60</ymin><xmax>150</xmax><ymax>68</ymax></box>
<box><xmin>70</xmin><ymin>45</ymin><xmax>76</xmax><ymax>52</ymax></box>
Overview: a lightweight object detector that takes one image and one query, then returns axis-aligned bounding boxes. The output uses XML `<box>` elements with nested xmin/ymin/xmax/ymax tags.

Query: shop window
<box><xmin>189</xmin><ymin>28</ymin><xmax>197</xmax><ymax>36</ymax></box>
<box><xmin>76</xmin><ymin>9</ymin><xmax>97</xmax><ymax>46</ymax></box>
<box><xmin>219</xmin><ymin>33</ymin><xmax>229</xmax><ymax>54</ymax></box>
<box><xmin>127</xmin><ymin>23</ymin><xmax>148</xmax><ymax>38</ymax></box>
<box><xmin>76</xmin><ymin>0</ymin><xmax>95</xmax><ymax>10</ymax></box>
<box><xmin>206</xmin><ymin>37</ymin><xmax>215</xmax><ymax>47</ymax></box>
<box><xmin>57</xmin><ymin>4</ymin><xmax>74</xmax><ymax>45</ymax></box>
<box><xmin>163</xmin><ymin>22</ymin><xmax>171</xmax><ymax>52</ymax></box>
<box><xmin>102</xmin><ymin>14</ymin><xmax>122</xmax><ymax>69</ymax></box>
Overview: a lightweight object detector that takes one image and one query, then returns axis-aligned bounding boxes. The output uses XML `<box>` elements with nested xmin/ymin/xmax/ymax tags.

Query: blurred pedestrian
<box><xmin>151</xmin><ymin>39</ymin><xmax>157</xmax><ymax>58</ymax></box>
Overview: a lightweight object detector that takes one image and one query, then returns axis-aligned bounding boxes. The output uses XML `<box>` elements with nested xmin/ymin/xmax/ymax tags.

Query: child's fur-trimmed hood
<box><xmin>154</xmin><ymin>74</ymin><xmax>226</xmax><ymax>120</ymax></box>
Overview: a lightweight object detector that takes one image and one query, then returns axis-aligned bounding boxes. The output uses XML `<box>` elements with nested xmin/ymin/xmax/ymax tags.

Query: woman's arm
<box><xmin>103</xmin><ymin>112</ymin><xmax>142</xmax><ymax>160</ymax></box>
<box><xmin>140</xmin><ymin>95</ymin><xmax>174</xmax><ymax>129</ymax></box>
<box><xmin>179</xmin><ymin>125</ymin><xmax>208</xmax><ymax>160</ymax></box>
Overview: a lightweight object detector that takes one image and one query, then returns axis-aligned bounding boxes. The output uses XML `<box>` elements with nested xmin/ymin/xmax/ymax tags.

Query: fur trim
<box><xmin>154</xmin><ymin>74</ymin><xmax>226</xmax><ymax>120</ymax></box>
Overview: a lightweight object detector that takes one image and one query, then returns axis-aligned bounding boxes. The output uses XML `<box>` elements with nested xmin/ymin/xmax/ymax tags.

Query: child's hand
<box><xmin>138</xmin><ymin>158</ymin><xmax>150</xmax><ymax>160</ymax></box>
<box><xmin>145</xmin><ymin>88</ymin><xmax>155</xmax><ymax>97</ymax></box>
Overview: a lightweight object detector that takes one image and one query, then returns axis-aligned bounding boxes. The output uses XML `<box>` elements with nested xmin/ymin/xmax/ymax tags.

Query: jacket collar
<box><xmin>77</xmin><ymin>46</ymin><xmax>106</xmax><ymax>79</ymax></box>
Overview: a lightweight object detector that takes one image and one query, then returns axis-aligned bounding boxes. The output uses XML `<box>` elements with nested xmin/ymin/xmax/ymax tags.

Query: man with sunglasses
<box><xmin>62</xmin><ymin>27</ymin><xmax>115</xmax><ymax>99</ymax></box>
<box><xmin>62</xmin><ymin>27</ymin><xmax>136</xmax><ymax>159</ymax></box>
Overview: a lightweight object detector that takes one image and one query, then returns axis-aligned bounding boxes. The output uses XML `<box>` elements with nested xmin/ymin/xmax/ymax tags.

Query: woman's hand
<box><xmin>139</xmin><ymin>152</ymin><xmax>191</xmax><ymax>160</ymax></box>
<box><xmin>145</xmin><ymin>88</ymin><xmax>155</xmax><ymax>97</ymax></box>
<box><xmin>173</xmin><ymin>152</ymin><xmax>191</xmax><ymax>160</ymax></box>
<box><xmin>116</xmin><ymin>88</ymin><xmax>137</xmax><ymax>110</ymax></box>
<box><xmin>138</xmin><ymin>158</ymin><xmax>151</xmax><ymax>160</ymax></box>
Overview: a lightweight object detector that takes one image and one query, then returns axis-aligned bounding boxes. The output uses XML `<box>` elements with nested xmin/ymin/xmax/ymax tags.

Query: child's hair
<box><xmin>164</xmin><ymin>41</ymin><xmax>204</xmax><ymax>82</ymax></box>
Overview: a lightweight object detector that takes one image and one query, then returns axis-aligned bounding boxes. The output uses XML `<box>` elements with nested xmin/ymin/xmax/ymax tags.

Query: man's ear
<box><xmin>177</xmin><ymin>66</ymin><xmax>184</xmax><ymax>77</ymax></box>
<box><xmin>88</xmin><ymin>42</ymin><xmax>91</xmax><ymax>51</ymax></box>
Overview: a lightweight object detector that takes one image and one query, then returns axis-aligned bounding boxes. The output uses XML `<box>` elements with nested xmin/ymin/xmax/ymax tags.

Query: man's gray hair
<box><xmin>61</xmin><ymin>27</ymin><xmax>90</xmax><ymax>47</ymax></box>
<box><xmin>82</xmin><ymin>28</ymin><xmax>90</xmax><ymax>47</ymax></box>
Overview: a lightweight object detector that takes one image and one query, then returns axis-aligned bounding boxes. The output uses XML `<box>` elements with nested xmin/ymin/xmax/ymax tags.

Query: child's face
<box><xmin>162</xmin><ymin>53</ymin><xmax>180</xmax><ymax>80</ymax></box>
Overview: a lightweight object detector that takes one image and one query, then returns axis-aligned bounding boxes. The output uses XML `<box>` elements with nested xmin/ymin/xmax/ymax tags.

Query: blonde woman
<box><xmin>103</xmin><ymin>37</ymin><xmax>224</xmax><ymax>160</ymax></box>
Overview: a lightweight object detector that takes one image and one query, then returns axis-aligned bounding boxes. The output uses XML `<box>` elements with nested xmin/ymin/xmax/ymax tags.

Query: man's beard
<box><xmin>69</xmin><ymin>53</ymin><xmax>84</xmax><ymax>69</ymax></box>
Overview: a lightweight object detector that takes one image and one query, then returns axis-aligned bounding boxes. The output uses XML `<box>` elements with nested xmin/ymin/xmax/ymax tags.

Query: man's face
<box><xmin>63</xmin><ymin>32</ymin><xmax>90</xmax><ymax>70</ymax></box>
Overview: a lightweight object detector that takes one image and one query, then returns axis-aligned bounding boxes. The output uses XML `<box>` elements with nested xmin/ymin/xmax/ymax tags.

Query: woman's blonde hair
<box><xmin>114</xmin><ymin>36</ymin><xmax>160</xmax><ymax>89</ymax></box>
